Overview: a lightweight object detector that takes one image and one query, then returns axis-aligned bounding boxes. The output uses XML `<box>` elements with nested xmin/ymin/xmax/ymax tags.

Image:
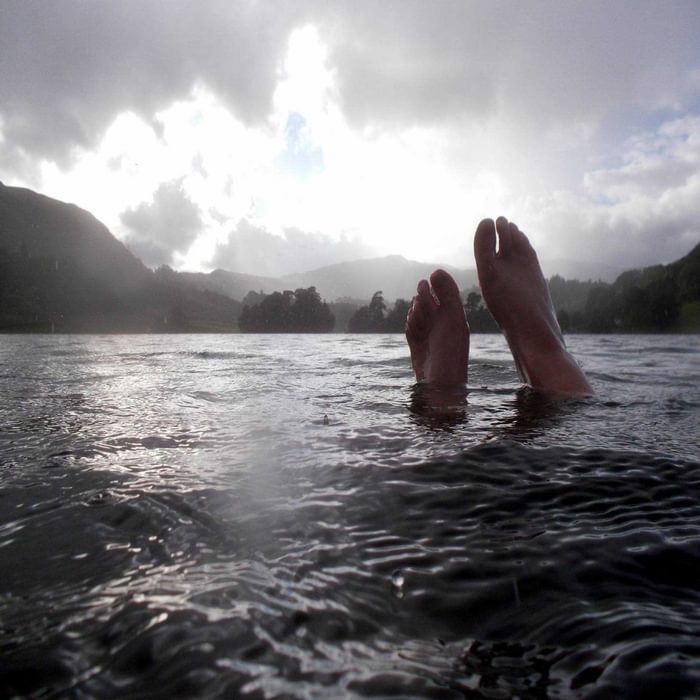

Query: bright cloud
<box><xmin>521</xmin><ymin>115</ymin><xmax>700</xmax><ymax>268</ymax></box>
<box><xmin>0</xmin><ymin>2</ymin><xmax>699</xmax><ymax>276</ymax></box>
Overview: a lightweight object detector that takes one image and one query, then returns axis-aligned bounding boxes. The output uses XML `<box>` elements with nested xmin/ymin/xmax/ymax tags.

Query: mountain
<box><xmin>540</xmin><ymin>257</ymin><xmax>624</xmax><ymax>283</ymax></box>
<box><xmin>2</xmin><ymin>181</ymin><xmax>696</xmax><ymax>333</ymax></box>
<box><xmin>182</xmin><ymin>255</ymin><xmax>619</xmax><ymax>307</ymax></box>
<box><xmin>0</xmin><ymin>181</ymin><xmax>149</xmax><ymax>293</ymax></box>
<box><xmin>280</xmin><ymin>255</ymin><xmax>478</xmax><ymax>302</ymax></box>
<box><xmin>184</xmin><ymin>255</ymin><xmax>480</xmax><ymax>304</ymax></box>
<box><xmin>180</xmin><ymin>269</ymin><xmax>284</xmax><ymax>300</ymax></box>
<box><xmin>0</xmin><ymin>182</ymin><xmax>240</xmax><ymax>332</ymax></box>
<box><xmin>554</xmin><ymin>240</ymin><xmax>700</xmax><ymax>332</ymax></box>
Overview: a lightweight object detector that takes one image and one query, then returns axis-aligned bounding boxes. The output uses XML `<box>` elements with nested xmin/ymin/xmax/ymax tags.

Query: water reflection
<box><xmin>408</xmin><ymin>381</ymin><xmax>585</xmax><ymax>443</ymax></box>
<box><xmin>490</xmin><ymin>387</ymin><xmax>581</xmax><ymax>441</ymax></box>
<box><xmin>2</xmin><ymin>334</ymin><xmax>699</xmax><ymax>699</ymax></box>
<box><xmin>408</xmin><ymin>383</ymin><xmax>468</xmax><ymax>431</ymax></box>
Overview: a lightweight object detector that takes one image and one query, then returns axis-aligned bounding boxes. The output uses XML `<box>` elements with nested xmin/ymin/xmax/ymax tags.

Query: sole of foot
<box><xmin>405</xmin><ymin>268</ymin><xmax>469</xmax><ymax>386</ymax></box>
<box><xmin>474</xmin><ymin>216</ymin><xmax>592</xmax><ymax>395</ymax></box>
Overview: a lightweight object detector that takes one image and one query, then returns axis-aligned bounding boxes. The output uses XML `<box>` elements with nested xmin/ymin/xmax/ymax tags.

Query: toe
<box><xmin>496</xmin><ymin>216</ymin><xmax>513</xmax><ymax>256</ymax></box>
<box><xmin>417</xmin><ymin>278</ymin><xmax>438</xmax><ymax>316</ymax></box>
<box><xmin>474</xmin><ymin>218</ymin><xmax>497</xmax><ymax>275</ymax></box>
<box><xmin>430</xmin><ymin>269</ymin><xmax>463</xmax><ymax>309</ymax></box>
<box><xmin>509</xmin><ymin>222</ymin><xmax>537</xmax><ymax>258</ymax></box>
<box><xmin>406</xmin><ymin>283</ymin><xmax>434</xmax><ymax>340</ymax></box>
<box><xmin>417</xmin><ymin>278</ymin><xmax>431</xmax><ymax>297</ymax></box>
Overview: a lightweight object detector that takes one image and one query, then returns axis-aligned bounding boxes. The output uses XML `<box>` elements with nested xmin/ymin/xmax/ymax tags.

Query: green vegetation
<box><xmin>0</xmin><ymin>247</ymin><xmax>240</xmax><ymax>332</ymax></box>
<box><xmin>677</xmin><ymin>301</ymin><xmax>700</xmax><ymax>332</ymax></box>
<box><xmin>464</xmin><ymin>291</ymin><xmax>499</xmax><ymax>332</ymax></box>
<box><xmin>0</xmin><ymin>183</ymin><xmax>240</xmax><ymax>332</ymax></box>
<box><xmin>1</xmin><ymin>181</ymin><xmax>698</xmax><ymax>334</ymax></box>
<box><xmin>238</xmin><ymin>287</ymin><xmax>335</xmax><ymax>332</ymax></box>
<box><xmin>548</xmin><ymin>242</ymin><xmax>700</xmax><ymax>333</ymax></box>
<box><xmin>347</xmin><ymin>292</ymin><xmax>411</xmax><ymax>332</ymax></box>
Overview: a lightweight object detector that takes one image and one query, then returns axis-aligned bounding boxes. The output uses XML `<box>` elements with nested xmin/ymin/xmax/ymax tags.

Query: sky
<box><xmin>1</xmin><ymin>0</ymin><xmax>699</xmax><ymax>277</ymax></box>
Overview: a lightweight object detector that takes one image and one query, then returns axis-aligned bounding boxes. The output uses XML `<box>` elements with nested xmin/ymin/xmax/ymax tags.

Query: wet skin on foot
<box><xmin>474</xmin><ymin>217</ymin><xmax>592</xmax><ymax>395</ymax></box>
<box><xmin>405</xmin><ymin>268</ymin><xmax>469</xmax><ymax>385</ymax></box>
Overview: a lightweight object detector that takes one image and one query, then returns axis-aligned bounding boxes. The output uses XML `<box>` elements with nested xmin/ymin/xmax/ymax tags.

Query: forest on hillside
<box><xmin>311</xmin><ymin>241</ymin><xmax>700</xmax><ymax>334</ymax></box>
<box><xmin>237</xmin><ymin>286</ymin><xmax>335</xmax><ymax>332</ymax></box>
<box><xmin>2</xmin><ymin>175</ymin><xmax>698</xmax><ymax>334</ymax></box>
<box><xmin>347</xmin><ymin>292</ymin><xmax>411</xmax><ymax>333</ymax></box>
<box><xmin>0</xmin><ymin>247</ymin><xmax>240</xmax><ymax>332</ymax></box>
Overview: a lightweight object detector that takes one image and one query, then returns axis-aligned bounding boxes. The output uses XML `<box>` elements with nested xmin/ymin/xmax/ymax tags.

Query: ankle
<box><xmin>520</xmin><ymin>347</ymin><xmax>592</xmax><ymax>395</ymax></box>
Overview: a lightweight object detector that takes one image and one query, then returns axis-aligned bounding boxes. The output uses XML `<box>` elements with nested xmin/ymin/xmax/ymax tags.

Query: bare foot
<box><xmin>474</xmin><ymin>217</ymin><xmax>592</xmax><ymax>395</ymax></box>
<box><xmin>405</xmin><ymin>269</ymin><xmax>469</xmax><ymax>385</ymax></box>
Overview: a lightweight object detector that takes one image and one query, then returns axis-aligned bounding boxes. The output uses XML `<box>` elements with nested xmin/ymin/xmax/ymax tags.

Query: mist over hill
<box><xmin>0</xmin><ymin>182</ymin><xmax>240</xmax><ymax>332</ymax></box>
<box><xmin>281</xmin><ymin>256</ymin><xmax>478</xmax><ymax>302</ymax></box>
<box><xmin>0</xmin><ymin>182</ymin><xmax>697</xmax><ymax>333</ymax></box>
<box><xmin>182</xmin><ymin>256</ymin><xmax>478</xmax><ymax>304</ymax></box>
<box><xmin>539</xmin><ymin>257</ymin><xmax>623</xmax><ymax>284</ymax></box>
<box><xmin>0</xmin><ymin>182</ymin><xmax>149</xmax><ymax>293</ymax></box>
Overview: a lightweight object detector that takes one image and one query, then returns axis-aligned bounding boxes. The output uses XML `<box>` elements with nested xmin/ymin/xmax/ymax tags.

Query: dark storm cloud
<box><xmin>325</xmin><ymin>0</ymin><xmax>700</xmax><ymax>129</ymax></box>
<box><xmin>0</xmin><ymin>0</ymin><xmax>309</xmax><ymax>166</ymax></box>
<box><xmin>211</xmin><ymin>220</ymin><xmax>375</xmax><ymax>277</ymax></box>
<box><xmin>4</xmin><ymin>0</ymin><xmax>699</xmax><ymax>168</ymax></box>
<box><xmin>121</xmin><ymin>180</ymin><xmax>202</xmax><ymax>266</ymax></box>
<box><xmin>2</xmin><ymin>0</ymin><xmax>699</xmax><ymax>273</ymax></box>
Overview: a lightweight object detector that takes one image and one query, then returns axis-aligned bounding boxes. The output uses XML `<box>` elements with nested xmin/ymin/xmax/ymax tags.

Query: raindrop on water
<box><xmin>391</xmin><ymin>570</ymin><xmax>405</xmax><ymax>598</ymax></box>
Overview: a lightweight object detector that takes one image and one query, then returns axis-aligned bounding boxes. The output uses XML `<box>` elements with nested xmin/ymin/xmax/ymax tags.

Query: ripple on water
<box><xmin>1</xmin><ymin>335</ymin><xmax>700</xmax><ymax>698</ymax></box>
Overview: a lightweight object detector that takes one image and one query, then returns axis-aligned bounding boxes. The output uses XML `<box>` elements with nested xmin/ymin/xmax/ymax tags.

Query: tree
<box><xmin>583</xmin><ymin>283</ymin><xmax>617</xmax><ymax>332</ymax></box>
<box><xmin>384</xmin><ymin>298</ymin><xmax>411</xmax><ymax>332</ymax></box>
<box><xmin>463</xmin><ymin>288</ymin><xmax>499</xmax><ymax>332</ymax></box>
<box><xmin>290</xmin><ymin>286</ymin><xmax>335</xmax><ymax>331</ymax></box>
<box><xmin>645</xmin><ymin>276</ymin><xmax>680</xmax><ymax>329</ymax></box>
<box><xmin>557</xmin><ymin>308</ymin><xmax>571</xmax><ymax>333</ymax></box>
<box><xmin>677</xmin><ymin>245</ymin><xmax>700</xmax><ymax>302</ymax></box>
<box><xmin>347</xmin><ymin>305</ymin><xmax>373</xmax><ymax>333</ymax></box>
<box><xmin>348</xmin><ymin>291</ymin><xmax>387</xmax><ymax>332</ymax></box>
<box><xmin>238</xmin><ymin>286</ymin><xmax>334</xmax><ymax>332</ymax></box>
<box><xmin>465</xmin><ymin>291</ymin><xmax>482</xmax><ymax>316</ymax></box>
<box><xmin>369</xmin><ymin>291</ymin><xmax>386</xmax><ymax>325</ymax></box>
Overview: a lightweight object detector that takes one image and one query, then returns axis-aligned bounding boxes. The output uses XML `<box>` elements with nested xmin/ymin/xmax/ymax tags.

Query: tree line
<box><xmin>346</xmin><ymin>291</ymin><xmax>411</xmax><ymax>332</ymax></box>
<box><xmin>8</xmin><ymin>234</ymin><xmax>694</xmax><ymax>335</ymax></box>
<box><xmin>238</xmin><ymin>286</ymin><xmax>335</xmax><ymax>332</ymax></box>
<box><xmin>0</xmin><ymin>245</ymin><xmax>240</xmax><ymax>332</ymax></box>
<box><xmin>342</xmin><ymin>239</ymin><xmax>700</xmax><ymax>334</ymax></box>
<box><xmin>239</xmin><ymin>236</ymin><xmax>700</xmax><ymax>334</ymax></box>
<box><xmin>548</xmin><ymin>242</ymin><xmax>700</xmax><ymax>332</ymax></box>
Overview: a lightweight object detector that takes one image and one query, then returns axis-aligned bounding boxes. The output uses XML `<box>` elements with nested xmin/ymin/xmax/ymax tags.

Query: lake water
<box><xmin>1</xmin><ymin>333</ymin><xmax>699</xmax><ymax>699</ymax></box>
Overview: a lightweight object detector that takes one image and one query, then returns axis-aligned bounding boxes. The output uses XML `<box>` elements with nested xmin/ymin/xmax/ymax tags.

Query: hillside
<box><xmin>1</xmin><ymin>182</ymin><xmax>697</xmax><ymax>333</ymax></box>
<box><xmin>0</xmin><ymin>182</ymin><xmax>240</xmax><ymax>332</ymax></box>
<box><xmin>281</xmin><ymin>255</ymin><xmax>478</xmax><ymax>302</ymax></box>
<box><xmin>539</xmin><ymin>257</ymin><xmax>623</xmax><ymax>283</ymax></box>
<box><xmin>184</xmin><ymin>255</ymin><xmax>479</xmax><ymax>304</ymax></box>
<box><xmin>0</xmin><ymin>182</ymin><xmax>149</xmax><ymax>294</ymax></box>
<box><xmin>554</xmin><ymin>241</ymin><xmax>700</xmax><ymax>332</ymax></box>
<box><xmin>180</xmin><ymin>269</ymin><xmax>284</xmax><ymax>300</ymax></box>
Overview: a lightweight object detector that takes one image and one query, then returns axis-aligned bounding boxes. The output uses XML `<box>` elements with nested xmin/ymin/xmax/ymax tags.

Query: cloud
<box><xmin>0</xmin><ymin>0</ymin><xmax>306</xmax><ymax>167</ymax></box>
<box><xmin>3</xmin><ymin>0</ymin><xmax>698</xmax><ymax>170</ymax></box>
<box><xmin>121</xmin><ymin>180</ymin><xmax>203</xmax><ymax>267</ymax></box>
<box><xmin>1</xmin><ymin>1</ymin><xmax>699</xmax><ymax>275</ymax></box>
<box><xmin>325</xmin><ymin>0</ymin><xmax>700</xmax><ymax>132</ymax></box>
<box><xmin>522</xmin><ymin>115</ymin><xmax>700</xmax><ymax>269</ymax></box>
<box><xmin>211</xmin><ymin>220</ymin><xmax>377</xmax><ymax>277</ymax></box>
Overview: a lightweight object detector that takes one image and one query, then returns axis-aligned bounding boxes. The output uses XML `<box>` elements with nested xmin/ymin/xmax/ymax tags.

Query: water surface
<box><xmin>1</xmin><ymin>334</ymin><xmax>699</xmax><ymax>698</ymax></box>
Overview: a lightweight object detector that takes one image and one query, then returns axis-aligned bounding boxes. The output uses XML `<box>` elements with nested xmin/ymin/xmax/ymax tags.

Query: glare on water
<box><xmin>1</xmin><ymin>333</ymin><xmax>699</xmax><ymax>699</ymax></box>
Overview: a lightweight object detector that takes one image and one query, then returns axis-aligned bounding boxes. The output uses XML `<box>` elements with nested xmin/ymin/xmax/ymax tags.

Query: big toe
<box><xmin>509</xmin><ymin>222</ymin><xmax>537</xmax><ymax>258</ymax></box>
<box><xmin>430</xmin><ymin>269</ymin><xmax>463</xmax><ymax>309</ymax></box>
<box><xmin>406</xmin><ymin>280</ymin><xmax>434</xmax><ymax>340</ymax></box>
<box><xmin>474</xmin><ymin>218</ymin><xmax>497</xmax><ymax>276</ymax></box>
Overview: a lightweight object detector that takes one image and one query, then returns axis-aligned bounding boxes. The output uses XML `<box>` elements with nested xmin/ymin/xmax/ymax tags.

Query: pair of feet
<box><xmin>406</xmin><ymin>217</ymin><xmax>592</xmax><ymax>395</ymax></box>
